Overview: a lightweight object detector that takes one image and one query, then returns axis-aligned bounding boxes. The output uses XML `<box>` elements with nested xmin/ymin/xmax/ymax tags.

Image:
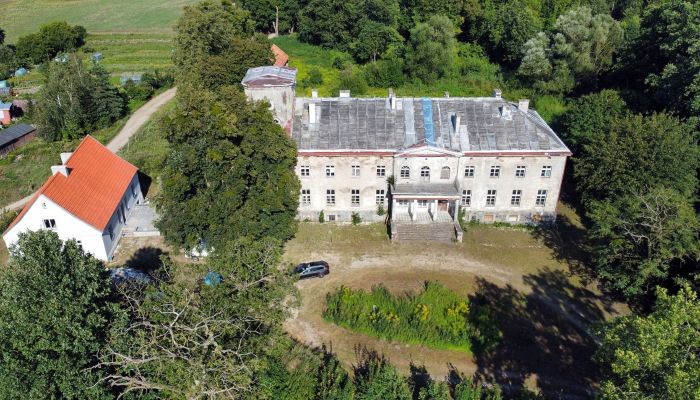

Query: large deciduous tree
<box><xmin>156</xmin><ymin>85</ymin><xmax>300</xmax><ymax>249</ymax></box>
<box><xmin>15</xmin><ymin>21</ymin><xmax>86</xmax><ymax>64</ymax></box>
<box><xmin>100</xmin><ymin>238</ymin><xmax>290</xmax><ymax>398</ymax></box>
<box><xmin>558</xmin><ymin>89</ymin><xmax>628</xmax><ymax>153</ymax></box>
<box><xmin>298</xmin><ymin>0</ymin><xmax>359</xmax><ymax>50</ymax></box>
<box><xmin>596</xmin><ymin>284</ymin><xmax>700</xmax><ymax>399</ymax></box>
<box><xmin>588</xmin><ymin>187</ymin><xmax>699</xmax><ymax>299</ymax></box>
<box><xmin>0</xmin><ymin>230</ymin><xmax>116</xmax><ymax>399</ymax></box>
<box><xmin>405</xmin><ymin>15</ymin><xmax>456</xmax><ymax>83</ymax></box>
<box><xmin>35</xmin><ymin>55</ymin><xmax>126</xmax><ymax>141</ymax></box>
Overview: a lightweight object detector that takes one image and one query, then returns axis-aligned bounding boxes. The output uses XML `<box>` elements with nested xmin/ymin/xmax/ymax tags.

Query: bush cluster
<box><xmin>324</xmin><ymin>282</ymin><xmax>500</xmax><ymax>352</ymax></box>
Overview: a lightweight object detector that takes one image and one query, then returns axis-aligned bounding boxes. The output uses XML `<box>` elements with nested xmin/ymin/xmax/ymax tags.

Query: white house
<box><xmin>3</xmin><ymin>135</ymin><xmax>144</xmax><ymax>261</ymax></box>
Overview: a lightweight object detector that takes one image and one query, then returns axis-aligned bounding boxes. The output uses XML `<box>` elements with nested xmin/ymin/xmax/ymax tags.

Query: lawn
<box><xmin>284</xmin><ymin>208</ymin><xmax>628</xmax><ymax>397</ymax></box>
<box><xmin>0</xmin><ymin>0</ymin><xmax>198</xmax><ymax>42</ymax></box>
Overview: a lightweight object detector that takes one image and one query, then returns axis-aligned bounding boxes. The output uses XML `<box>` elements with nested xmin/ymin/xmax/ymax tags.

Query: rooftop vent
<box><xmin>308</xmin><ymin>102</ymin><xmax>318</xmax><ymax>124</ymax></box>
<box><xmin>518</xmin><ymin>99</ymin><xmax>529</xmax><ymax>113</ymax></box>
<box><xmin>500</xmin><ymin>105</ymin><xmax>512</xmax><ymax>120</ymax></box>
<box><xmin>450</xmin><ymin>113</ymin><xmax>461</xmax><ymax>135</ymax></box>
<box><xmin>389</xmin><ymin>88</ymin><xmax>396</xmax><ymax>110</ymax></box>
<box><xmin>51</xmin><ymin>165</ymin><xmax>70</xmax><ymax>177</ymax></box>
<box><xmin>339</xmin><ymin>90</ymin><xmax>351</xmax><ymax>98</ymax></box>
<box><xmin>311</xmin><ymin>89</ymin><xmax>318</xmax><ymax>98</ymax></box>
<box><xmin>444</xmin><ymin>91</ymin><xmax>450</xmax><ymax>98</ymax></box>
<box><xmin>493</xmin><ymin>88</ymin><xmax>502</xmax><ymax>99</ymax></box>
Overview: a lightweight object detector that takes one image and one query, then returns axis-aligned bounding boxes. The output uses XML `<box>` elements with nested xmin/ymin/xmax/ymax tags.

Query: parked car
<box><xmin>294</xmin><ymin>260</ymin><xmax>330</xmax><ymax>279</ymax></box>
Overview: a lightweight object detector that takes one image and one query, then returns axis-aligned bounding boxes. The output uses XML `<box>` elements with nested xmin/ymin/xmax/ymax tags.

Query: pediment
<box><xmin>395</xmin><ymin>145</ymin><xmax>461</xmax><ymax>158</ymax></box>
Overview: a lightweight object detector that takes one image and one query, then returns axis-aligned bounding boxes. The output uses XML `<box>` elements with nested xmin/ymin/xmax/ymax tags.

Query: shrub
<box><xmin>301</xmin><ymin>67</ymin><xmax>324</xmax><ymax>88</ymax></box>
<box><xmin>377</xmin><ymin>203</ymin><xmax>385</xmax><ymax>216</ymax></box>
<box><xmin>351</xmin><ymin>212</ymin><xmax>361</xmax><ymax>225</ymax></box>
<box><xmin>336</xmin><ymin>67</ymin><xmax>367</xmax><ymax>95</ymax></box>
<box><xmin>324</xmin><ymin>282</ymin><xmax>500</xmax><ymax>352</ymax></box>
<box><xmin>0</xmin><ymin>209</ymin><xmax>19</xmax><ymax>232</ymax></box>
<box><xmin>319</xmin><ymin>210</ymin><xmax>325</xmax><ymax>223</ymax></box>
<box><xmin>123</xmin><ymin>80</ymin><xmax>154</xmax><ymax>102</ymax></box>
<box><xmin>364</xmin><ymin>57</ymin><xmax>405</xmax><ymax>88</ymax></box>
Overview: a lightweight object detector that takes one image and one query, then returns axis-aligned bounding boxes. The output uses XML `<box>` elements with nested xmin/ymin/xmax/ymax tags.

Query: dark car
<box><xmin>294</xmin><ymin>260</ymin><xmax>330</xmax><ymax>279</ymax></box>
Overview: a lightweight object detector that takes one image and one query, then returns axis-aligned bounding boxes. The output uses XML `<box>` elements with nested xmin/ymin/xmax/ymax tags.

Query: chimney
<box><xmin>492</xmin><ymin>88</ymin><xmax>502</xmax><ymax>99</ymax></box>
<box><xmin>388</xmin><ymin>88</ymin><xmax>396</xmax><ymax>110</ymax></box>
<box><xmin>60</xmin><ymin>152</ymin><xmax>73</xmax><ymax>164</ymax></box>
<box><xmin>444</xmin><ymin>91</ymin><xmax>450</xmax><ymax>98</ymax></box>
<box><xmin>518</xmin><ymin>99</ymin><xmax>529</xmax><ymax>113</ymax></box>
<box><xmin>339</xmin><ymin>90</ymin><xmax>351</xmax><ymax>98</ymax></box>
<box><xmin>51</xmin><ymin>165</ymin><xmax>70</xmax><ymax>177</ymax></box>
<box><xmin>499</xmin><ymin>106</ymin><xmax>512</xmax><ymax>120</ymax></box>
<box><xmin>311</xmin><ymin>88</ymin><xmax>318</xmax><ymax>98</ymax></box>
<box><xmin>308</xmin><ymin>102</ymin><xmax>317</xmax><ymax>124</ymax></box>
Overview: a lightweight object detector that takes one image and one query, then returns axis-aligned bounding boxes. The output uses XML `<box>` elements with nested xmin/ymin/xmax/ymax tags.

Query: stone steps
<box><xmin>392</xmin><ymin>222</ymin><xmax>456</xmax><ymax>243</ymax></box>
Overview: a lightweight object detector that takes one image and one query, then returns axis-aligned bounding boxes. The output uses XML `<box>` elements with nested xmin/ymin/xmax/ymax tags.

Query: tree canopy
<box><xmin>405</xmin><ymin>15</ymin><xmax>456</xmax><ymax>83</ymax></box>
<box><xmin>15</xmin><ymin>21</ymin><xmax>86</xmax><ymax>65</ymax></box>
<box><xmin>0</xmin><ymin>230</ymin><xmax>116</xmax><ymax>399</ymax></box>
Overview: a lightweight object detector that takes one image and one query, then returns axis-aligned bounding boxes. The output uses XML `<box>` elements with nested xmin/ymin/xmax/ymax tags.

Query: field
<box><xmin>0</xmin><ymin>0</ymin><xmax>198</xmax><ymax>42</ymax></box>
<box><xmin>283</xmin><ymin>207</ymin><xmax>627</xmax><ymax>397</ymax></box>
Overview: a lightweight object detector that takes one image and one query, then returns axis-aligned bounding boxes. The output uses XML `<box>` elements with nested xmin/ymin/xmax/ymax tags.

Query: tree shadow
<box><xmin>124</xmin><ymin>246</ymin><xmax>167</xmax><ymax>274</ymax></box>
<box><xmin>471</xmin><ymin>269</ymin><xmax>609</xmax><ymax>399</ymax></box>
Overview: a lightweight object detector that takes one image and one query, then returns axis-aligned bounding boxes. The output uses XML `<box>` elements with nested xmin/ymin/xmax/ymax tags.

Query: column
<box><xmin>412</xmin><ymin>200</ymin><xmax>417</xmax><ymax>221</ymax></box>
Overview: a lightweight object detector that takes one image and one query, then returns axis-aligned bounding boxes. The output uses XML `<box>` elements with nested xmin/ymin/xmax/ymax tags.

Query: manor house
<box><xmin>242</xmin><ymin>66</ymin><xmax>571</xmax><ymax>242</ymax></box>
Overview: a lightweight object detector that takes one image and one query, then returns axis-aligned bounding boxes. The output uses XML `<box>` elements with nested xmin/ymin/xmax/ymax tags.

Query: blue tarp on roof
<box><xmin>14</xmin><ymin>68</ymin><xmax>27</xmax><ymax>77</ymax></box>
<box><xmin>422</xmin><ymin>98</ymin><xmax>435</xmax><ymax>146</ymax></box>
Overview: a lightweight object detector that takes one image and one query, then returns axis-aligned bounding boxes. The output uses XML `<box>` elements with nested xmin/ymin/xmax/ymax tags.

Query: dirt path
<box><xmin>283</xmin><ymin>233</ymin><xmax>624</xmax><ymax>399</ymax></box>
<box><xmin>2</xmin><ymin>88</ymin><xmax>177</xmax><ymax>212</ymax></box>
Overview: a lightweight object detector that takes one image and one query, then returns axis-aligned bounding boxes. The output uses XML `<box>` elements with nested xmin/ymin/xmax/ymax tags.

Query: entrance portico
<box><xmin>391</xmin><ymin>183</ymin><xmax>461</xmax><ymax>223</ymax></box>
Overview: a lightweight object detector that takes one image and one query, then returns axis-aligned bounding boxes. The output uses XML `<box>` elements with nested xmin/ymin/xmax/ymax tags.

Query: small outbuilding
<box><xmin>120</xmin><ymin>74</ymin><xmax>142</xmax><ymax>86</ymax></box>
<box><xmin>92</xmin><ymin>53</ymin><xmax>103</xmax><ymax>62</ymax></box>
<box><xmin>14</xmin><ymin>68</ymin><xmax>28</xmax><ymax>77</ymax></box>
<box><xmin>0</xmin><ymin>81</ymin><xmax>11</xmax><ymax>97</ymax></box>
<box><xmin>0</xmin><ymin>102</ymin><xmax>10</xmax><ymax>126</ymax></box>
<box><xmin>0</xmin><ymin>123</ymin><xmax>37</xmax><ymax>156</ymax></box>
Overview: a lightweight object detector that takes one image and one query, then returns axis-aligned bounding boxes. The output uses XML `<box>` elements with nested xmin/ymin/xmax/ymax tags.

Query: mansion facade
<box><xmin>242</xmin><ymin>66</ymin><xmax>570</xmax><ymax>240</ymax></box>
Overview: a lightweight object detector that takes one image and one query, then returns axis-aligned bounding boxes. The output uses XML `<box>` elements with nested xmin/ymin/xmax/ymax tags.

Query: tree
<box><xmin>35</xmin><ymin>55</ymin><xmax>126</xmax><ymax>141</ymax></box>
<box><xmin>418</xmin><ymin>381</ymin><xmax>451</xmax><ymax>400</ymax></box>
<box><xmin>624</xmin><ymin>0</ymin><xmax>700</xmax><ymax>119</ymax></box>
<box><xmin>596</xmin><ymin>284</ymin><xmax>700</xmax><ymax>399</ymax></box>
<box><xmin>351</xmin><ymin>21</ymin><xmax>401</xmax><ymax>62</ymax></box>
<box><xmin>156</xmin><ymin>85</ymin><xmax>300</xmax><ymax>249</ymax></box>
<box><xmin>0</xmin><ymin>230</ymin><xmax>116</xmax><ymax>399</ymax></box>
<box><xmin>15</xmin><ymin>21</ymin><xmax>86</xmax><ymax>64</ymax></box>
<box><xmin>0</xmin><ymin>27</ymin><xmax>4</xmax><ymax>44</ymax></box>
<box><xmin>574</xmin><ymin>113</ymin><xmax>698</xmax><ymax>207</ymax></box>
<box><xmin>298</xmin><ymin>0</ymin><xmax>359</xmax><ymax>50</ymax></box>
<box><xmin>518</xmin><ymin>7</ymin><xmax>623</xmax><ymax>93</ymax></box>
<box><xmin>488</xmin><ymin>0</ymin><xmax>542</xmax><ymax>67</ymax></box>
<box><xmin>0</xmin><ymin>44</ymin><xmax>17</xmax><ymax>80</ymax></box>
<box><xmin>405</xmin><ymin>15</ymin><xmax>456</xmax><ymax>83</ymax></box>
<box><xmin>558</xmin><ymin>89</ymin><xmax>628</xmax><ymax>153</ymax></box>
<box><xmin>100</xmin><ymin>238</ymin><xmax>291</xmax><ymax>398</ymax></box>
<box><xmin>353</xmin><ymin>350</ymin><xmax>412</xmax><ymax>400</ymax></box>
<box><xmin>588</xmin><ymin>187</ymin><xmax>699</xmax><ymax>300</ymax></box>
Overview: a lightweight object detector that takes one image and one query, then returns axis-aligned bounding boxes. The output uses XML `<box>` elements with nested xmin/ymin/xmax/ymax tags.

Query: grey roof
<box><xmin>242</xmin><ymin>66</ymin><xmax>297</xmax><ymax>87</ymax></box>
<box><xmin>394</xmin><ymin>182</ymin><xmax>460</xmax><ymax>196</ymax></box>
<box><xmin>292</xmin><ymin>97</ymin><xmax>569</xmax><ymax>153</ymax></box>
<box><xmin>0</xmin><ymin>124</ymin><xmax>35</xmax><ymax>148</ymax></box>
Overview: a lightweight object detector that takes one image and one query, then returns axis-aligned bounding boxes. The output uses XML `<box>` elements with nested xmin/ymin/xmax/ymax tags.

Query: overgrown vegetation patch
<box><xmin>324</xmin><ymin>282</ymin><xmax>500</xmax><ymax>353</ymax></box>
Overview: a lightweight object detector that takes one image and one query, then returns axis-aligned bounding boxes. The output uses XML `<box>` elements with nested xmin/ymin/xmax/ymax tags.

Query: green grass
<box><xmin>85</xmin><ymin>33</ymin><xmax>176</xmax><ymax>75</ymax></box>
<box><xmin>0</xmin><ymin>0</ymin><xmax>198</xmax><ymax>42</ymax></box>
<box><xmin>119</xmin><ymin>99</ymin><xmax>174</xmax><ymax>178</ymax></box>
<box><xmin>324</xmin><ymin>282</ymin><xmax>500</xmax><ymax>353</ymax></box>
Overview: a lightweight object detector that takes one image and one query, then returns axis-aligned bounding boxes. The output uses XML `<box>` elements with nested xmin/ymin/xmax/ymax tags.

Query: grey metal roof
<box><xmin>0</xmin><ymin>124</ymin><xmax>35</xmax><ymax>148</ymax></box>
<box><xmin>242</xmin><ymin>66</ymin><xmax>297</xmax><ymax>87</ymax></box>
<box><xmin>292</xmin><ymin>97</ymin><xmax>569</xmax><ymax>153</ymax></box>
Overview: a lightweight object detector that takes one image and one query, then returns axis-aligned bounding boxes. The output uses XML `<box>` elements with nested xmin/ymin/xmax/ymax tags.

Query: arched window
<box><xmin>440</xmin><ymin>166</ymin><xmax>451</xmax><ymax>179</ymax></box>
<box><xmin>420</xmin><ymin>166</ymin><xmax>430</xmax><ymax>182</ymax></box>
<box><xmin>400</xmin><ymin>166</ymin><xmax>410</xmax><ymax>178</ymax></box>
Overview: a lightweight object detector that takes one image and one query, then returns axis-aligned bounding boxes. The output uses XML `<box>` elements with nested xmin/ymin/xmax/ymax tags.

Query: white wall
<box><xmin>3</xmin><ymin>173</ymin><xmax>144</xmax><ymax>261</ymax></box>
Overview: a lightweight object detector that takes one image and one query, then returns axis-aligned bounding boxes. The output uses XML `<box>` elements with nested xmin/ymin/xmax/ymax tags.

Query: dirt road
<box><xmin>2</xmin><ymin>88</ymin><xmax>177</xmax><ymax>211</ymax></box>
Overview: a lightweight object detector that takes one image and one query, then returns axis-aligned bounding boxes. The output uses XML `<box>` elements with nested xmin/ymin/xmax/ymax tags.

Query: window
<box><xmin>301</xmin><ymin>189</ymin><xmax>311</xmax><ymax>205</ymax></box>
<box><xmin>490</xmin><ymin>165</ymin><xmax>501</xmax><ymax>177</ymax></box>
<box><xmin>440</xmin><ymin>166</ymin><xmax>451</xmax><ymax>179</ymax></box>
<box><xmin>486</xmin><ymin>190</ymin><xmax>497</xmax><ymax>206</ymax></box>
<box><xmin>351</xmin><ymin>165</ymin><xmax>360</xmax><ymax>177</ymax></box>
<box><xmin>400</xmin><ymin>166</ymin><xmax>410</xmax><ymax>178</ymax></box>
<box><xmin>108</xmin><ymin>224</ymin><xmax>114</xmax><ymax>240</ymax></box>
<box><xmin>541</xmin><ymin>165</ymin><xmax>552</xmax><ymax>178</ymax></box>
<box><xmin>511</xmin><ymin>190</ymin><xmax>522</xmax><ymax>206</ymax></box>
<box><xmin>376</xmin><ymin>165</ymin><xmax>386</xmax><ymax>177</ymax></box>
<box><xmin>325</xmin><ymin>165</ymin><xmax>335</xmax><ymax>177</ymax></box>
<box><xmin>461</xmin><ymin>190</ymin><xmax>472</xmax><ymax>207</ymax></box>
<box><xmin>417</xmin><ymin>200</ymin><xmax>429</xmax><ymax>208</ymax></box>
<box><xmin>300</xmin><ymin>165</ymin><xmax>310</xmax><ymax>177</ymax></box>
<box><xmin>351</xmin><ymin>189</ymin><xmax>360</xmax><ymax>206</ymax></box>
<box><xmin>398</xmin><ymin>200</ymin><xmax>409</xmax><ymax>206</ymax></box>
<box><xmin>536</xmin><ymin>189</ymin><xmax>548</xmax><ymax>206</ymax></box>
<box><xmin>420</xmin><ymin>166</ymin><xmax>430</xmax><ymax>182</ymax></box>
<box><xmin>327</xmin><ymin>214</ymin><xmax>337</xmax><ymax>222</ymax></box>
<box><xmin>464</xmin><ymin>166</ymin><xmax>475</xmax><ymax>177</ymax></box>
<box><xmin>326</xmin><ymin>189</ymin><xmax>336</xmax><ymax>206</ymax></box>
<box><xmin>42</xmin><ymin>219</ymin><xmax>56</xmax><ymax>229</ymax></box>
<box><xmin>376</xmin><ymin>189</ymin><xmax>385</xmax><ymax>205</ymax></box>
<box><xmin>515</xmin><ymin>166</ymin><xmax>526</xmax><ymax>177</ymax></box>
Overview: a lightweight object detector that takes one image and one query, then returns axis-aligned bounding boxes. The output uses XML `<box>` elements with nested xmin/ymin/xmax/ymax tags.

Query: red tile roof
<box><xmin>272</xmin><ymin>44</ymin><xmax>289</xmax><ymax>67</ymax></box>
<box><xmin>5</xmin><ymin>135</ymin><xmax>138</xmax><ymax>233</ymax></box>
